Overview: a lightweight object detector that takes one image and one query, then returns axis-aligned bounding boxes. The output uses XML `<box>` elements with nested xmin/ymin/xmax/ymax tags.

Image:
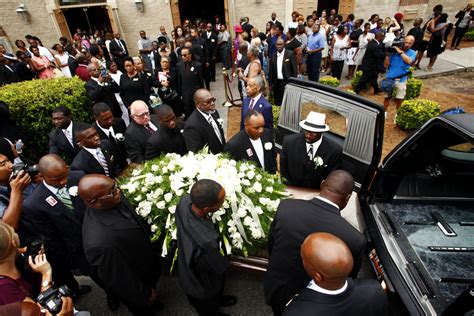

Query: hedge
<box><xmin>0</xmin><ymin>77</ymin><xmax>92</xmax><ymax>160</ymax></box>
<box><xmin>319</xmin><ymin>76</ymin><xmax>340</xmax><ymax>87</ymax></box>
<box><xmin>465</xmin><ymin>30</ymin><xmax>474</xmax><ymax>41</ymax></box>
<box><xmin>396</xmin><ymin>99</ymin><xmax>440</xmax><ymax>130</ymax></box>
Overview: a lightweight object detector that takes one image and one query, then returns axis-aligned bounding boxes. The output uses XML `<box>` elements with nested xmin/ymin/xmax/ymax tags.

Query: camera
<box><xmin>37</xmin><ymin>285</ymin><xmax>72</xmax><ymax>314</ymax></box>
<box><xmin>11</xmin><ymin>162</ymin><xmax>39</xmax><ymax>179</ymax></box>
<box><xmin>18</xmin><ymin>238</ymin><xmax>44</xmax><ymax>269</ymax></box>
<box><xmin>387</xmin><ymin>39</ymin><xmax>404</xmax><ymax>54</ymax></box>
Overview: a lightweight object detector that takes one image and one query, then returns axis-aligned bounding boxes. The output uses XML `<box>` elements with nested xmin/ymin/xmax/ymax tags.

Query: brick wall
<box><xmin>233</xmin><ymin>0</ymin><xmax>287</xmax><ymax>33</ymax></box>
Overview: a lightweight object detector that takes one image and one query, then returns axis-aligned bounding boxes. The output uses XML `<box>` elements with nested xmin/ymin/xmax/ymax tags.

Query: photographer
<box><xmin>0</xmin><ymin>154</ymin><xmax>31</xmax><ymax>230</ymax></box>
<box><xmin>0</xmin><ymin>221</ymin><xmax>75</xmax><ymax>315</ymax></box>
<box><xmin>382</xmin><ymin>35</ymin><xmax>416</xmax><ymax>115</ymax></box>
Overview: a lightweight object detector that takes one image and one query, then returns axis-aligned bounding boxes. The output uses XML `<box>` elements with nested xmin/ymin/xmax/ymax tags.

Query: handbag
<box><xmin>52</xmin><ymin>68</ymin><xmax>65</xmax><ymax>78</ymax></box>
<box><xmin>422</xmin><ymin>20</ymin><xmax>432</xmax><ymax>42</ymax></box>
<box><xmin>380</xmin><ymin>71</ymin><xmax>411</xmax><ymax>94</ymax></box>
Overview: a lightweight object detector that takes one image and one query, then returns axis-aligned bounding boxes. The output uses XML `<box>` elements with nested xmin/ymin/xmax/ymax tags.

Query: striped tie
<box><xmin>96</xmin><ymin>149</ymin><xmax>110</xmax><ymax>176</ymax></box>
<box><xmin>57</xmin><ymin>187</ymin><xmax>74</xmax><ymax>211</ymax></box>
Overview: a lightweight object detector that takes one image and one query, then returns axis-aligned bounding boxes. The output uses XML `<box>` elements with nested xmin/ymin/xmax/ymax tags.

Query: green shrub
<box><xmin>405</xmin><ymin>78</ymin><xmax>423</xmax><ymax>99</ymax></box>
<box><xmin>319</xmin><ymin>76</ymin><xmax>340</xmax><ymax>87</ymax></box>
<box><xmin>0</xmin><ymin>77</ymin><xmax>92</xmax><ymax>160</ymax></box>
<box><xmin>396</xmin><ymin>99</ymin><xmax>440</xmax><ymax>130</ymax></box>
<box><xmin>465</xmin><ymin>30</ymin><xmax>474</xmax><ymax>41</ymax></box>
<box><xmin>272</xmin><ymin>105</ymin><xmax>281</xmax><ymax>130</ymax></box>
<box><xmin>351</xmin><ymin>70</ymin><xmax>369</xmax><ymax>89</ymax></box>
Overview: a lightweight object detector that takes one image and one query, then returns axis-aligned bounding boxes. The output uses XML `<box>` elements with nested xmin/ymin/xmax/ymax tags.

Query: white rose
<box><xmin>164</xmin><ymin>193</ymin><xmax>173</xmax><ymax>202</ymax></box>
<box><xmin>246</xmin><ymin>170</ymin><xmax>255</xmax><ymax>180</ymax></box>
<box><xmin>114</xmin><ymin>133</ymin><xmax>125</xmax><ymax>141</ymax></box>
<box><xmin>168</xmin><ymin>205</ymin><xmax>176</xmax><ymax>214</ymax></box>
<box><xmin>259</xmin><ymin>197</ymin><xmax>270</xmax><ymax>205</ymax></box>
<box><xmin>265</xmin><ymin>187</ymin><xmax>274</xmax><ymax>193</ymax></box>
<box><xmin>151</xmin><ymin>164</ymin><xmax>159</xmax><ymax>172</ymax></box>
<box><xmin>237</xmin><ymin>208</ymin><xmax>247</xmax><ymax>218</ymax></box>
<box><xmin>176</xmin><ymin>189</ymin><xmax>183</xmax><ymax>196</ymax></box>
<box><xmin>134</xmin><ymin>195</ymin><xmax>143</xmax><ymax>202</ymax></box>
<box><xmin>68</xmin><ymin>186</ymin><xmax>78</xmax><ymax>197</ymax></box>
<box><xmin>151</xmin><ymin>224</ymin><xmax>158</xmax><ymax>232</ymax></box>
<box><xmin>156</xmin><ymin>201</ymin><xmax>166</xmax><ymax>209</ymax></box>
<box><xmin>243</xmin><ymin>216</ymin><xmax>253</xmax><ymax>227</ymax></box>
<box><xmin>256</xmin><ymin>174</ymin><xmax>262</xmax><ymax>181</ymax></box>
<box><xmin>264</xmin><ymin>142</ymin><xmax>273</xmax><ymax>150</ymax></box>
<box><xmin>132</xmin><ymin>169</ymin><xmax>140</xmax><ymax>176</ymax></box>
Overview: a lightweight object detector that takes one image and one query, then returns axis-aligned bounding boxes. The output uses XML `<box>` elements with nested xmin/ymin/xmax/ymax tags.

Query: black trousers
<box><xmin>272</xmin><ymin>79</ymin><xmax>286</xmax><ymax>106</ymax></box>
<box><xmin>451</xmin><ymin>27</ymin><xmax>468</xmax><ymax>48</ymax></box>
<box><xmin>354</xmin><ymin>69</ymin><xmax>380</xmax><ymax>94</ymax></box>
<box><xmin>219</xmin><ymin>44</ymin><xmax>231</xmax><ymax>69</ymax></box>
<box><xmin>187</xmin><ymin>294</ymin><xmax>221</xmax><ymax>316</ymax></box>
<box><xmin>209</xmin><ymin>58</ymin><xmax>216</xmax><ymax>81</ymax></box>
<box><xmin>331</xmin><ymin>60</ymin><xmax>344</xmax><ymax>80</ymax></box>
<box><xmin>203</xmin><ymin>64</ymin><xmax>211</xmax><ymax>90</ymax></box>
<box><xmin>307</xmin><ymin>52</ymin><xmax>322</xmax><ymax>82</ymax></box>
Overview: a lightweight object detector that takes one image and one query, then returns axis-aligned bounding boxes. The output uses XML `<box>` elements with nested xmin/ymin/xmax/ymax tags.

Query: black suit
<box><xmin>280</xmin><ymin>133</ymin><xmax>342</xmax><ymax>189</ymax></box>
<box><xmin>70</xmin><ymin>141</ymin><xmax>119</xmax><ymax>178</ymax></box>
<box><xmin>183</xmin><ymin>110</ymin><xmax>225</xmax><ymax>154</ymax></box>
<box><xmin>269</xmin><ymin>49</ymin><xmax>297</xmax><ymax>106</ymax></box>
<box><xmin>145</xmin><ymin>121</ymin><xmax>186</xmax><ymax>160</ymax></box>
<box><xmin>176</xmin><ymin>61</ymin><xmax>204</xmax><ymax>117</ymax></box>
<box><xmin>0</xmin><ymin>64</ymin><xmax>19</xmax><ymax>86</ymax></box>
<box><xmin>282</xmin><ymin>278</ymin><xmax>388</xmax><ymax>316</ymax></box>
<box><xmin>21</xmin><ymin>171</ymin><xmax>89</xmax><ymax>292</ymax></box>
<box><xmin>85</xmin><ymin>79</ymin><xmax>122</xmax><ymax>118</ymax></box>
<box><xmin>264</xmin><ymin>198</ymin><xmax>366</xmax><ymax>315</ymax></box>
<box><xmin>93</xmin><ymin>120</ymin><xmax>127</xmax><ymax>171</ymax></box>
<box><xmin>124</xmin><ymin>115</ymin><xmax>161</xmax><ymax>163</ymax></box>
<box><xmin>354</xmin><ymin>39</ymin><xmax>384</xmax><ymax>94</ymax></box>
<box><xmin>202</xmin><ymin>31</ymin><xmax>218</xmax><ymax>81</ymax></box>
<box><xmin>224</xmin><ymin>129</ymin><xmax>277</xmax><ymax>173</ymax></box>
<box><xmin>109</xmin><ymin>39</ymin><xmax>129</xmax><ymax>72</ymax></box>
<box><xmin>82</xmin><ymin>197</ymin><xmax>159</xmax><ymax>315</ymax></box>
<box><xmin>67</xmin><ymin>55</ymin><xmax>78</xmax><ymax>76</ymax></box>
<box><xmin>48</xmin><ymin>121</ymin><xmax>89</xmax><ymax>164</ymax></box>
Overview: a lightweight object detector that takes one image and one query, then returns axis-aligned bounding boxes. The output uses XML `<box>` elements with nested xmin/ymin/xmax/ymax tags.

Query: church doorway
<box><xmin>317</xmin><ymin>0</ymin><xmax>340</xmax><ymax>16</ymax></box>
<box><xmin>170</xmin><ymin>0</ymin><xmax>227</xmax><ymax>28</ymax></box>
<box><xmin>62</xmin><ymin>6</ymin><xmax>112</xmax><ymax>36</ymax></box>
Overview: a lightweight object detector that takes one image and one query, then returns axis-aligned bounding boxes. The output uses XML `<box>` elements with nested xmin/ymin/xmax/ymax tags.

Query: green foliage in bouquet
<box><xmin>319</xmin><ymin>76</ymin><xmax>340</xmax><ymax>87</ymax></box>
<box><xmin>119</xmin><ymin>150</ymin><xmax>288</xmax><ymax>262</ymax></box>
<box><xmin>396</xmin><ymin>99</ymin><xmax>440</xmax><ymax>130</ymax></box>
<box><xmin>0</xmin><ymin>77</ymin><xmax>91</xmax><ymax>160</ymax></box>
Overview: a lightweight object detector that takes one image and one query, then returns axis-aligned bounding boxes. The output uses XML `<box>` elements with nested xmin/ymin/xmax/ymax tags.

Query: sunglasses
<box><xmin>90</xmin><ymin>181</ymin><xmax>120</xmax><ymax>204</ymax></box>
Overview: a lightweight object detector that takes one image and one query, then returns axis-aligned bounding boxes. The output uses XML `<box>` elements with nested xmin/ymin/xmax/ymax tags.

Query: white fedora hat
<box><xmin>299</xmin><ymin>111</ymin><xmax>330</xmax><ymax>133</ymax></box>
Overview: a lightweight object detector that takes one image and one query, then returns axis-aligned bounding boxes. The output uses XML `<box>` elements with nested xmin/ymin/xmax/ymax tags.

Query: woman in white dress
<box><xmin>107</xmin><ymin>60</ymin><xmax>130</xmax><ymax>126</ymax></box>
<box><xmin>353</xmin><ymin>23</ymin><xmax>374</xmax><ymax>69</ymax></box>
<box><xmin>320</xmin><ymin>21</ymin><xmax>330</xmax><ymax>72</ymax></box>
<box><xmin>330</xmin><ymin>26</ymin><xmax>350</xmax><ymax>80</ymax></box>
<box><xmin>345</xmin><ymin>19</ymin><xmax>363</xmax><ymax>79</ymax></box>
<box><xmin>52</xmin><ymin>44</ymin><xmax>71</xmax><ymax>78</ymax></box>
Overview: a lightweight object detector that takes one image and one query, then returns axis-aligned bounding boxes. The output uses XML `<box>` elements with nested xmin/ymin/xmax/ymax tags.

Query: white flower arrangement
<box><xmin>114</xmin><ymin>133</ymin><xmax>125</xmax><ymax>141</ymax></box>
<box><xmin>68</xmin><ymin>186</ymin><xmax>78</xmax><ymax>197</ymax></box>
<box><xmin>119</xmin><ymin>148</ymin><xmax>288</xmax><ymax>259</ymax></box>
<box><xmin>216</xmin><ymin>118</ymin><xmax>225</xmax><ymax>128</ymax></box>
<box><xmin>313</xmin><ymin>156</ymin><xmax>324</xmax><ymax>169</ymax></box>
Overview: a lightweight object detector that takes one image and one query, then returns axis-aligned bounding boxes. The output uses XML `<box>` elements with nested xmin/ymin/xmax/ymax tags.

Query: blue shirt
<box><xmin>307</xmin><ymin>32</ymin><xmax>325</xmax><ymax>51</ymax></box>
<box><xmin>387</xmin><ymin>49</ymin><xmax>416</xmax><ymax>82</ymax></box>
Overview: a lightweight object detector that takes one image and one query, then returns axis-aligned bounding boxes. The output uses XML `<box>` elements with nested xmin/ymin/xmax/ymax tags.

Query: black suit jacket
<box><xmin>280</xmin><ymin>133</ymin><xmax>342</xmax><ymax>189</ymax></box>
<box><xmin>70</xmin><ymin>141</ymin><xmax>119</xmax><ymax>178</ymax></box>
<box><xmin>183</xmin><ymin>110</ymin><xmax>225</xmax><ymax>154</ymax></box>
<box><xmin>202</xmin><ymin>32</ymin><xmax>218</xmax><ymax>60</ymax></box>
<box><xmin>93</xmin><ymin>120</ymin><xmax>127</xmax><ymax>171</ymax></box>
<box><xmin>145</xmin><ymin>121</ymin><xmax>186</xmax><ymax>160</ymax></box>
<box><xmin>0</xmin><ymin>64</ymin><xmax>20</xmax><ymax>86</ymax></box>
<box><xmin>85</xmin><ymin>79</ymin><xmax>122</xmax><ymax>118</ymax></box>
<box><xmin>269</xmin><ymin>49</ymin><xmax>297</xmax><ymax>85</ymax></box>
<box><xmin>264</xmin><ymin>198</ymin><xmax>366</xmax><ymax>308</ymax></box>
<box><xmin>191</xmin><ymin>37</ymin><xmax>208</xmax><ymax>64</ymax></box>
<box><xmin>109</xmin><ymin>39</ymin><xmax>129</xmax><ymax>64</ymax></box>
<box><xmin>67</xmin><ymin>56</ymin><xmax>78</xmax><ymax>76</ymax></box>
<box><xmin>176</xmin><ymin>61</ymin><xmax>204</xmax><ymax>106</ymax></box>
<box><xmin>82</xmin><ymin>197</ymin><xmax>159</xmax><ymax>309</ymax></box>
<box><xmin>224</xmin><ymin>129</ymin><xmax>277</xmax><ymax>173</ymax></box>
<box><xmin>124</xmin><ymin>115</ymin><xmax>161</xmax><ymax>163</ymax></box>
<box><xmin>21</xmin><ymin>171</ymin><xmax>87</xmax><ymax>261</ymax></box>
<box><xmin>361</xmin><ymin>40</ymin><xmax>385</xmax><ymax>72</ymax></box>
<box><xmin>282</xmin><ymin>278</ymin><xmax>388</xmax><ymax>316</ymax></box>
<box><xmin>48</xmin><ymin>121</ymin><xmax>89</xmax><ymax>164</ymax></box>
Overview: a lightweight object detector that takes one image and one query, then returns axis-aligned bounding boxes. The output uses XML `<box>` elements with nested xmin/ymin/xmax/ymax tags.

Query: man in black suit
<box><xmin>125</xmin><ymin>100</ymin><xmax>161</xmax><ymax>163</ymax></box>
<box><xmin>85</xmin><ymin>64</ymin><xmax>122</xmax><ymax>118</ymax></box>
<box><xmin>0</xmin><ymin>57</ymin><xmax>19</xmax><ymax>86</ymax></box>
<box><xmin>92</xmin><ymin>102</ymin><xmax>127</xmax><ymax>171</ymax></box>
<box><xmin>283</xmin><ymin>232</ymin><xmax>387</xmax><ymax>316</ymax></box>
<box><xmin>183</xmin><ymin>89</ymin><xmax>225</xmax><ymax>154</ymax></box>
<box><xmin>176</xmin><ymin>47</ymin><xmax>204</xmax><ymax>118</ymax></box>
<box><xmin>241</xmin><ymin>17</ymin><xmax>254</xmax><ymax>35</ymax></box>
<box><xmin>70</xmin><ymin>125</ymin><xmax>119</xmax><ymax>178</ymax></box>
<box><xmin>176</xmin><ymin>179</ymin><xmax>236</xmax><ymax>315</ymax></box>
<box><xmin>264</xmin><ymin>170</ymin><xmax>366</xmax><ymax>315</ymax></box>
<box><xmin>145</xmin><ymin>105</ymin><xmax>186</xmax><ymax>160</ymax></box>
<box><xmin>354</xmin><ymin>31</ymin><xmax>385</xmax><ymax>95</ymax></box>
<box><xmin>269</xmin><ymin>38</ymin><xmax>297</xmax><ymax>106</ymax></box>
<box><xmin>109</xmin><ymin>32</ymin><xmax>129</xmax><ymax>72</ymax></box>
<box><xmin>65</xmin><ymin>46</ymin><xmax>78</xmax><ymax>76</ymax></box>
<box><xmin>21</xmin><ymin>154</ymin><xmax>91</xmax><ymax>297</ymax></box>
<box><xmin>48</xmin><ymin>106</ymin><xmax>89</xmax><ymax>164</ymax></box>
<box><xmin>79</xmin><ymin>174</ymin><xmax>161</xmax><ymax>316</ymax></box>
<box><xmin>280</xmin><ymin>111</ymin><xmax>342</xmax><ymax>189</ymax></box>
<box><xmin>225</xmin><ymin>111</ymin><xmax>277</xmax><ymax>173</ymax></box>
<box><xmin>202</xmin><ymin>23</ymin><xmax>218</xmax><ymax>82</ymax></box>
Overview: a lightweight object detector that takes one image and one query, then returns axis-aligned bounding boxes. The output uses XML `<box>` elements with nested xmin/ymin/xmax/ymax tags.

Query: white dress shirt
<box><xmin>96</xmin><ymin>122</ymin><xmax>116</xmax><ymax>139</ymax></box>
<box><xmin>307</xmin><ymin>279</ymin><xmax>348</xmax><ymax>295</ymax></box>
<box><xmin>145</xmin><ymin>121</ymin><xmax>158</xmax><ymax>132</ymax></box>
<box><xmin>198</xmin><ymin>109</ymin><xmax>223</xmax><ymax>143</ymax></box>
<box><xmin>277</xmin><ymin>49</ymin><xmax>285</xmax><ymax>80</ymax></box>
<box><xmin>305</xmin><ymin>135</ymin><xmax>323</xmax><ymax>160</ymax></box>
<box><xmin>250</xmin><ymin>138</ymin><xmax>264</xmax><ymax>169</ymax></box>
<box><xmin>62</xmin><ymin>121</ymin><xmax>74</xmax><ymax>147</ymax></box>
<box><xmin>83</xmin><ymin>147</ymin><xmax>102</xmax><ymax>163</ymax></box>
<box><xmin>248</xmin><ymin>93</ymin><xmax>262</xmax><ymax>110</ymax></box>
<box><xmin>315</xmin><ymin>195</ymin><xmax>340</xmax><ymax>210</ymax></box>
<box><xmin>43</xmin><ymin>180</ymin><xmax>60</xmax><ymax>195</ymax></box>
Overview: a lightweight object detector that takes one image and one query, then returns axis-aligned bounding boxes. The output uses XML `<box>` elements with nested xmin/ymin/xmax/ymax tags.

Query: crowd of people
<box><xmin>0</xmin><ymin>4</ymin><xmax>472</xmax><ymax>315</ymax></box>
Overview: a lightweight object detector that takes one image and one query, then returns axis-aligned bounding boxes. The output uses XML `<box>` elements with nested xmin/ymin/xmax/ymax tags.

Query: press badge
<box><xmin>46</xmin><ymin>196</ymin><xmax>58</xmax><ymax>206</ymax></box>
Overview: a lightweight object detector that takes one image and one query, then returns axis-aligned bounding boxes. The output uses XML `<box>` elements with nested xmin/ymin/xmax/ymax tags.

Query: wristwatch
<box><xmin>41</xmin><ymin>280</ymin><xmax>54</xmax><ymax>287</ymax></box>
<box><xmin>398</xmin><ymin>51</ymin><xmax>403</xmax><ymax>55</ymax></box>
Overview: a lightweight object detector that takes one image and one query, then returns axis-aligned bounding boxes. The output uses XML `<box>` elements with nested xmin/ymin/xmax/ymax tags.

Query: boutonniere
<box><xmin>68</xmin><ymin>186</ymin><xmax>78</xmax><ymax>197</ymax></box>
<box><xmin>110</xmin><ymin>155</ymin><xmax>114</xmax><ymax>162</ymax></box>
<box><xmin>216</xmin><ymin>118</ymin><xmax>224</xmax><ymax>128</ymax></box>
<box><xmin>285</xmin><ymin>58</ymin><xmax>290</xmax><ymax>62</ymax></box>
<box><xmin>264</xmin><ymin>142</ymin><xmax>273</xmax><ymax>150</ymax></box>
<box><xmin>114</xmin><ymin>133</ymin><xmax>125</xmax><ymax>141</ymax></box>
<box><xmin>190</xmin><ymin>66</ymin><xmax>195</xmax><ymax>72</ymax></box>
<box><xmin>312</xmin><ymin>156</ymin><xmax>324</xmax><ymax>169</ymax></box>
<box><xmin>180</xmin><ymin>129</ymin><xmax>184</xmax><ymax>134</ymax></box>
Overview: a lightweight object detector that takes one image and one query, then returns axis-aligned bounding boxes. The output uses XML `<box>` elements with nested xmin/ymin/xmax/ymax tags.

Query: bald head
<box><xmin>301</xmin><ymin>232</ymin><xmax>353</xmax><ymax>289</ymax></box>
<box><xmin>319</xmin><ymin>170</ymin><xmax>354</xmax><ymax>209</ymax></box>
<box><xmin>38</xmin><ymin>154</ymin><xmax>68</xmax><ymax>188</ymax></box>
<box><xmin>130</xmin><ymin>100</ymin><xmax>151</xmax><ymax>125</ymax></box>
<box><xmin>78</xmin><ymin>174</ymin><xmax>120</xmax><ymax>210</ymax></box>
<box><xmin>403</xmin><ymin>35</ymin><xmax>415</xmax><ymax>50</ymax></box>
<box><xmin>130</xmin><ymin>100</ymin><xmax>148</xmax><ymax>115</ymax></box>
<box><xmin>38</xmin><ymin>154</ymin><xmax>67</xmax><ymax>175</ymax></box>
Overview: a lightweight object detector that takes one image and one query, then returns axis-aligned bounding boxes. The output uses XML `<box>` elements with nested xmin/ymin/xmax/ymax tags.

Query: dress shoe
<box><xmin>72</xmin><ymin>285</ymin><xmax>91</xmax><ymax>298</ymax></box>
<box><xmin>107</xmin><ymin>294</ymin><xmax>120</xmax><ymax>311</ymax></box>
<box><xmin>220</xmin><ymin>295</ymin><xmax>237</xmax><ymax>307</ymax></box>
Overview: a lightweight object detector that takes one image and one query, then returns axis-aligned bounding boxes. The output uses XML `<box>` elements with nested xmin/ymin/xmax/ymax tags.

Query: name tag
<box><xmin>46</xmin><ymin>195</ymin><xmax>58</xmax><ymax>206</ymax></box>
<box><xmin>246</xmin><ymin>148</ymin><xmax>253</xmax><ymax>157</ymax></box>
<box><xmin>133</xmin><ymin>78</ymin><xmax>139</xmax><ymax>81</ymax></box>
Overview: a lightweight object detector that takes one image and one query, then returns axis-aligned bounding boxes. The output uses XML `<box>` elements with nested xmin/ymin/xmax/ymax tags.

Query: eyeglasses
<box><xmin>181</xmin><ymin>53</ymin><xmax>188</xmax><ymax>57</ymax></box>
<box><xmin>90</xmin><ymin>181</ymin><xmax>119</xmax><ymax>204</ymax></box>
<box><xmin>201</xmin><ymin>97</ymin><xmax>216</xmax><ymax>104</ymax></box>
<box><xmin>0</xmin><ymin>159</ymin><xmax>10</xmax><ymax>167</ymax></box>
<box><xmin>134</xmin><ymin>111</ymin><xmax>150</xmax><ymax>119</ymax></box>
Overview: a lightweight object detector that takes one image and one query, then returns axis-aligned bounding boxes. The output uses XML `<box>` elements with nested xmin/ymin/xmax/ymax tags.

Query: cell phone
<box><xmin>100</xmin><ymin>69</ymin><xmax>107</xmax><ymax>77</ymax></box>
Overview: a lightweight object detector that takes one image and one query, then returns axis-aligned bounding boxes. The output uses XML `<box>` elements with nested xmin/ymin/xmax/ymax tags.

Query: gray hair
<box><xmin>87</xmin><ymin>63</ymin><xmax>97</xmax><ymax>72</ymax></box>
<box><xmin>248</xmin><ymin>45</ymin><xmax>260</xmax><ymax>58</ymax></box>
<box><xmin>248</xmin><ymin>75</ymin><xmax>264</xmax><ymax>90</ymax></box>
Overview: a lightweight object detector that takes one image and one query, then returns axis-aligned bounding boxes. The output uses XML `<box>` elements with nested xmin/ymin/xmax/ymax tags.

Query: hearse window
<box><xmin>441</xmin><ymin>142</ymin><xmax>474</xmax><ymax>163</ymax></box>
<box><xmin>301</xmin><ymin>101</ymin><xmax>348</xmax><ymax>138</ymax></box>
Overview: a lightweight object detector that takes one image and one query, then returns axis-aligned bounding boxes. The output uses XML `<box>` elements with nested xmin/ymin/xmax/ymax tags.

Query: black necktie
<box><xmin>108</xmin><ymin>132</ymin><xmax>117</xmax><ymax>144</ymax></box>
